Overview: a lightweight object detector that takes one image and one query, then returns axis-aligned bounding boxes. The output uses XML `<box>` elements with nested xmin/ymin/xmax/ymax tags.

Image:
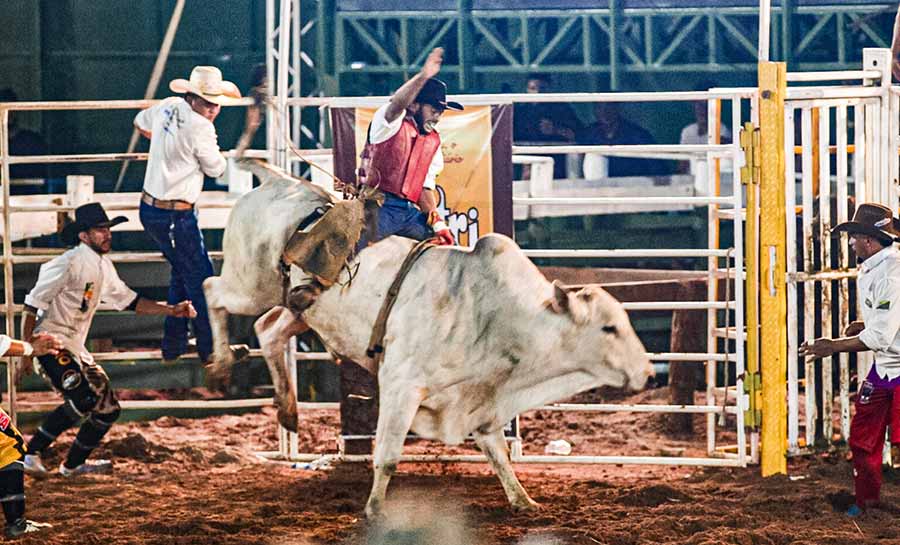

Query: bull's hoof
<box><xmin>286</xmin><ymin>283</ymin><xmax>322</xmax><ymax>315</ymax></box>
<box><xmin>276</xmin><ymin>404</ymin><xmax>299</xmax><ymax>433</ymax></box>
<box><xmin>511</xmin><ymin>498</ymin><xmax>541</xmax><ymax>513</ymax></box>
<box><xmin>204</xmin><ymin>362</ymin><xmax>231</xmax><ymax>394</ymax></box>
<box><xmin>230</xmin><ymin>344</ymin><xmax>251</xmax><ymax>363</ymax></box>
<box><xmin>364</xmin><ymin>500</ymin><xmax>383</xmax><ymax>520</ymax></box>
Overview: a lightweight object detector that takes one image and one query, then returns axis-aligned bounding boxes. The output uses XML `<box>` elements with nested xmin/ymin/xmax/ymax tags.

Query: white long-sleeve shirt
<box><xmin>134</xmin><ymin>97</ymin><xmax>226</xmax><ymax>204</ymax></box>
<box><xmin>857</xmin><ymin>245</ymin><xmax>900</xmax><ymax>379</ymax></box>
<box><xmin>25</xmin><ymin>244</ymin><xmax>137</xmax><ymax>366</ymax></box>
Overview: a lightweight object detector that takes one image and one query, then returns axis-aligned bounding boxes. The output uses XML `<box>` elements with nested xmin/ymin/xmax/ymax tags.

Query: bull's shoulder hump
<box><xmin>461</xmin><ymin>233</ymin><xmax>545</xmax><ymax>286</ymax></box>
<box><xmin>470</xmin><ymin>233</ymin><xmax>518</xmax><ymax>257</ymax></box>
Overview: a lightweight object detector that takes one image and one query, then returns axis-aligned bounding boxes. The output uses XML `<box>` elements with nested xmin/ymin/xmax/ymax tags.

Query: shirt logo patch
<box><xmin>865</xmin><ymin>298</ymin><xmax>873</xmax><ymax>308</ymax></box>
<box><xmin>877</xmin><ymin>300</ymin><xmax>891</xmax><ymax>310</ymax></box>
<box><xmin>0</xmin><ymin>412</ymin><xmax>10</xmax><ymax>431</ymax></box>
<box><xmin>162</xmin><ymin>106</ymin><xmax>185</xmax><ymax>134</ymax></box>
<box><xmin>61</xmin><ymin>370</ymin><xmax>82</xmax><ymax>391</ymax></box>
<box><xmin>80</xmin><ymin>282</ymin><xmax>94</xmax><ymax>313</ymax></box>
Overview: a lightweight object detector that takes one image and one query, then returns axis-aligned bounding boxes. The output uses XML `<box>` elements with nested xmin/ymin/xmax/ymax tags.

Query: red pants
<box><xmin>849</xmin><ymin>384</ymin><xmax>900</xmax><ymax>507</ymax></box>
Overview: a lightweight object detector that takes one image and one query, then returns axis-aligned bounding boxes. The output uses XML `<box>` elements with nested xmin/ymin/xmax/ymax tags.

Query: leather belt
<box><xmin>141</xmin><ymin>191</ymin><xmax>194</xmax><ymax>211</ymax></box>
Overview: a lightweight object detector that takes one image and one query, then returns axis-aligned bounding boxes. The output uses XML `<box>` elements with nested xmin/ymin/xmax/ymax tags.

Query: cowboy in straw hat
<box><xmin>800</xmin><ymin>202</ymin><xmax>900</xmax><ymax>516</ymax></box>
<box><xmin>20</xmin><ymin>201</ymin><xmax>196</xmax><ymax>478</ymax></box>
<box><xmin>133</xmin><ymin>66</ymin><xmax>248</xmax><ymax>370</ymax></box>
<box><xmin>168</xmin><ymin>66</ymin><xmax>242</xmax><ymax>107</ymax></box>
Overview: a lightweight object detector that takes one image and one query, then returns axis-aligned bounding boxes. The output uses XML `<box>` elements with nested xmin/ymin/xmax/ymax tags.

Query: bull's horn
<box><xmin>545</xmin><ymin>280</ymin><xmax>570</xmax><ymax>315</ymax></box>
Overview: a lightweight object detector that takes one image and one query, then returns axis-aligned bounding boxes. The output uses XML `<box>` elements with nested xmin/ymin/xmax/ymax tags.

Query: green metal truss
<box><xmin>302</xmin><ymin>2</ymin><xmax>897</xmax><ymax>93</ymax></box>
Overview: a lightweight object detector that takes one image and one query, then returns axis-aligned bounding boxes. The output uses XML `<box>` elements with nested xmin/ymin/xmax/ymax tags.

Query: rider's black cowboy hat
<box><xmin>61</xmin><ymin>202</ymin><xmax>128</xmax><ymax>245</ymax></box>
<box><xmin>414</xmin><ymin>78</ymin><xmax>463</xmax><ymax>111</ymax></box>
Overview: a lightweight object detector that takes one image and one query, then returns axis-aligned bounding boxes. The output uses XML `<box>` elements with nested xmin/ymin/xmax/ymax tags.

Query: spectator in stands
<box><xmin>513</xmin><ymin>74</ymin><xmax>581</xmax><ymax>179</ymax></box>
<box><xmin>0</xmin><ymin>333</ymin><xmax>60</xmax><ymax>537</ymax></box>
<box><xmin>578</xmin><ymin>102</ymin><xmax>667</xmax><ymax>179</ymax></box>
<box><xmin>799</xmin><ymin>203</ymin><xmax>900</xmax><ymax>517</ymax></box>
<box><xmin>17</xmin><ymin>202</ymin><xmax>196</xmax><ymax>478</ymax></box>
<box><xmin>679</xmin><ymin>98</ymin><xmax>732</xmax><ymax>195</ymax></box>
<box><xmin>134</xmin><ymin>66</ymin><xmax>241</xmax><ymax>367</ymax></box>
<box><xmin>0</xmin><ymin>88</ymin><xmax>49</xmax><ymax>188</ymax></box>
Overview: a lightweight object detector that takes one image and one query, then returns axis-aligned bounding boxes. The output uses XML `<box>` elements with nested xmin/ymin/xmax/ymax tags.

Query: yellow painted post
<box><xmin>759</xmin><ymin>62</ymin><xmax>788</xmax><ymax>476</ymax></box>
<box><xmin>740</xmin><ymin>122</ymin><xmax>760</xmax><ymax>435</ymax></box>
<box><xmin>811</xmin><ymin>108</ymin><xmax>820</xmax><ymax>197</ymax></box>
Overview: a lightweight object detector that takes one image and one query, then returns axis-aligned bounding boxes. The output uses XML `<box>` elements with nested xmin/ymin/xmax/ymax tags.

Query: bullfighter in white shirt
<box><xmin>18</xmin><ymin>203</ymin><xmax>195</xmax><ymax>477</ymax></box>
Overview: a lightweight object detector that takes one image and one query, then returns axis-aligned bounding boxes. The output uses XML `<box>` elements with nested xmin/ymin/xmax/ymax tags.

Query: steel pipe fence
<box><xmin>8</xmin><ymin>56</ymin><xmax>895</xmax><ymax>466</ymax></box>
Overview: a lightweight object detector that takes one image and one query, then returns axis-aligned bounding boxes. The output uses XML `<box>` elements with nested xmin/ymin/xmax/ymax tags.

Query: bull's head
<box><xmin>546</xmin><ymin>281</ymin><xmax>654</xmax><ymax>392</ymax></box>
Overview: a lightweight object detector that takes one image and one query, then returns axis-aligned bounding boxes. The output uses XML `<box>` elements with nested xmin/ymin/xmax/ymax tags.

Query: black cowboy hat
<box><xmin>61</xmin><ymin>202</ymin><xmax>128</xmax><ymax>246</ymax></box>
<box><xmin>414</xmin><ymin>78</ymin><xmax>463</xmax><ymax>111</ymax></box>
<box><xmin>832</xmin><ymin>202</ymin><xmax>900</xmax><ymax>243</ymax></box>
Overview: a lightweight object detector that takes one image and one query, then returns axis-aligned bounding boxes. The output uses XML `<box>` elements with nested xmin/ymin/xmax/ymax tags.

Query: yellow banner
<box><xmin>354</xmin><ymin>106</ymin><xmax>494</xmax><ymax>248</ymax></box>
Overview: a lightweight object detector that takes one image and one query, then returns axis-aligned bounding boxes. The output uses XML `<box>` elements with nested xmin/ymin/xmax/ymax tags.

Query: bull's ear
<box><xmin>545</xmin><ymin>281</ymin><xmax>590</xmax><ymax>324</ymax></box>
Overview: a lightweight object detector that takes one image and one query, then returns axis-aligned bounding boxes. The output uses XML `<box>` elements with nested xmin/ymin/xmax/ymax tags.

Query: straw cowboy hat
<box><xmin>832</xmin><ymin>202</ymin><xmax>900</xmax><ymax>243</ymax></box>
<box><xmin>61</xmin><ymin>202</ymin><xmax>128</xmax><ymax>245</ymax></box>
<box><xmin>169</xmin><ymin>66</ymin><xmax>242</xmax><ymax>106</ymax></box>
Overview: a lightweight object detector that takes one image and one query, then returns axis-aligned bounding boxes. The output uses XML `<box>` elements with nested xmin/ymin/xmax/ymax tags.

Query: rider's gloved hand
<box><xmin>427</xmin><ymin>210</ymin><xmax>455</xmax><ymax>246</ymax></box>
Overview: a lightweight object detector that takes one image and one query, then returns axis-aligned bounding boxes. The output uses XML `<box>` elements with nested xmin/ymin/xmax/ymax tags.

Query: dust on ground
<box><xmin>12</xmin><ymin>387</ymin><xmax>900</xmax><ymax>545</ymax></box>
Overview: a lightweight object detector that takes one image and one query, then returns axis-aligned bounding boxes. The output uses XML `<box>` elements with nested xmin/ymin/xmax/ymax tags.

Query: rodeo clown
<box><xmin>284</xmin><ymin>46</ymin><xmax>460</xmax><ymax>313</ymax></box>
<box><xmin>800</xmin><ymin>203</ymin><xmax>900</xmax><ymax>516</ymax></box>
<box><xmin>17</xmin><ymin>202</ymin><xmax>196</xmax><ymax>477</ymax></box>
<box><xmin>0</xmin><ymin>332</ymin><xmax>61</xmax><ymax>537</ymax></box>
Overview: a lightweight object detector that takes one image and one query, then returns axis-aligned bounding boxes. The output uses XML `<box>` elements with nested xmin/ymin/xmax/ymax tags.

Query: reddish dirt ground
<box><xmin>11</xmin><ymin>387</ymin><xmax>900</xmax><ymax>545</ymax></box>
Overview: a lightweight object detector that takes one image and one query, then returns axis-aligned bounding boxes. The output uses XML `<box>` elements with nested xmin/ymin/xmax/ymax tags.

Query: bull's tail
<box><xmin>237</xmin><ymin>159</ymin><xmax>334</xmax><ymax>201</ymax></box>
<box><xmin>236</xmin><ymin>158</ymin><xmax>289</xmax><ymax>185</ymax></box>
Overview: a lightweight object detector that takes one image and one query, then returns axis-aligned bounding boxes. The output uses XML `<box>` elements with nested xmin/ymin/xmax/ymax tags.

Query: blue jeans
<box><xmin>139</xmin><ymin>201</ymin><xmax>214</xmax><ymax>361</ymax></box>
<box><xmin>356</xmin><ymin>193</ymin><xmax>433</xmax><ymax>251</ymax></box>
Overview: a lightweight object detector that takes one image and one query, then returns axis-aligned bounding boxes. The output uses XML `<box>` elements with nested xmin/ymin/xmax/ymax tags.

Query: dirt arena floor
<box><xmin>12</xmin><ymin>386</ymin><xmax>900</xmax><ymax>545</ymax></box>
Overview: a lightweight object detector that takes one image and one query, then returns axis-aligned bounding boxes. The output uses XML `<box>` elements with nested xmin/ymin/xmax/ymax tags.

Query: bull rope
<box><xmin>365</xmin><ymin>239</ymin><xmax>434</xmax><ymax>372</ymax></box>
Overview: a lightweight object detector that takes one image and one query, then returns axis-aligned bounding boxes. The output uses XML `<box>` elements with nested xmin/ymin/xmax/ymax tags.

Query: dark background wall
<box><xmin>0</xmin><ymin>1</ymin><xmax>896</xmax><ymax>192</ymax></box>
<box><xmin>0</xmin><ymin>0</ymin><xmax>268</xmax><ymax>192</ymax></box>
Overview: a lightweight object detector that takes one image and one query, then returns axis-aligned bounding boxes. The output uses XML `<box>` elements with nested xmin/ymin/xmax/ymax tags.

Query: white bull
<box><xmin>204</xmin><ymin>162</ymin><xmax>654</xmax><ymax>517</ymax></box>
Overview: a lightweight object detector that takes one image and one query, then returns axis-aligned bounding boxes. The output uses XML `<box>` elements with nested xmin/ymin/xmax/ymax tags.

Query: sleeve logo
<box><xmin>80</xmin><ymin>282</ymin><xmax>95</xmax><ymax>313</ymax></box>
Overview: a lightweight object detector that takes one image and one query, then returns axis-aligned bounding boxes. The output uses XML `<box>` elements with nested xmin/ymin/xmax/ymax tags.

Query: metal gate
<box><xmin>782</xmin><ymin>48</ymin><xmax>896</xmax><ymax>454</ymax></box>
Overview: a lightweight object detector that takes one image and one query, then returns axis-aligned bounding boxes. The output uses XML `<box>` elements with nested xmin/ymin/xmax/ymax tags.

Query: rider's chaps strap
<box><xmin>365</xmin><ymin>239</ymin><xmax>435</xmax><ymax>371</ymax></box>
<box><xmin>280</xmin><ymin>205</ymin><xmax>329</xmax><ymax>307</ymax></box>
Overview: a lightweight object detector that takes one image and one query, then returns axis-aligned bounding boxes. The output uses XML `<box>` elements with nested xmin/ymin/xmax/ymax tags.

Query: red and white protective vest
<box><xmin>361</xmin><ymin>117</ymin><xmax>441</xmax><ymax>203</ymax></box>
